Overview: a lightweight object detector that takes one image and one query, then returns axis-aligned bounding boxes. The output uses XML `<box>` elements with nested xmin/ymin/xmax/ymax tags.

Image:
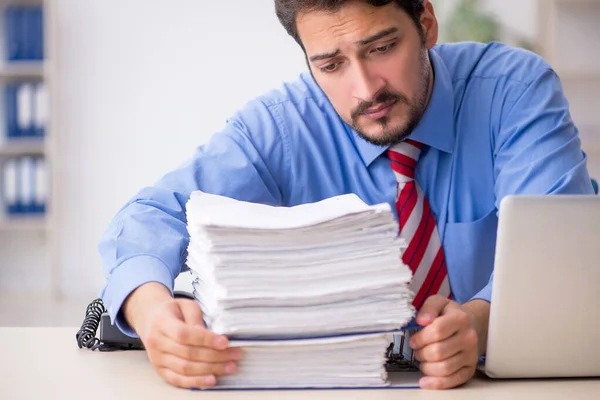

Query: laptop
<box><xmin>480</xmin><ymin>195</ymin><xmax>600</xmax><ymax>379</ymax></box>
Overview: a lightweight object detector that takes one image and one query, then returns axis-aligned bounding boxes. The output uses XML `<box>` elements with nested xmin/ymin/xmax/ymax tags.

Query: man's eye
<box><xmin>320</xmin><ymin>63</ymin><xmax>340</xmax><ymax>73</ymax></box>
<box><xmin>373</xmin><ymin>43</ymin><xmax>394</xmax><ymax>54</ymax></box>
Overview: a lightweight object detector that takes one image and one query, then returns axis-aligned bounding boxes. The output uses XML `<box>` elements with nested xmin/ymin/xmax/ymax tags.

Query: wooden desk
<box><xmin>1</xmin><ymin>328</ymin><xmax>598</xmax><ymax>399</ymax></box>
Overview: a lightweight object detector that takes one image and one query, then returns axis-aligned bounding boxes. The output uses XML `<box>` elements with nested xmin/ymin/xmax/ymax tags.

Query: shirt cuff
<box><xmin>470</xmin><ymin>282</ymin><xmax>492</xmax><ymax>303</ymax></box>
<box><xmin>101</xmin><ymin>255</ymin><xmax>174</xmax><ymax>338</ymax></box>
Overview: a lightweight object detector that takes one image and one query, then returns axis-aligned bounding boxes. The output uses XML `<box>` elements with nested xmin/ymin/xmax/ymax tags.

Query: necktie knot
<box><xmin>388</xmin><ymin>139</ymin><xmax>423</xmax><ymax>182</ymax></box>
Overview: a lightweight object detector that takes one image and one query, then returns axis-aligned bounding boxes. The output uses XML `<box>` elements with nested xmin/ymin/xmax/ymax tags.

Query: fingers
<box><xmin>139</xmin><ymin>299</ymin><xmax>245</xmax><ymax>390</ymax></box>
<box><xmin>414</xmin><ymin>328</ymin><xmax>476</xmax><ymax>362</ymax></box>
<box><xmin>146</xmin><ymin>331</ymin><xmax>241</xmax><ymax>390</ymax></box>
<box><xmin>142</xmin><ymin>300</ymin><xmax>228</xmax><ymax>350</ymax></box>
<box><xmin>416</xmin><ymin>295</ymin><xmax>455</xmax><ymax>326</ymax></box>
<box><xmin>419</xmin><ymin>366</ymin><xmax>476</xmax><ymax>390</ymax></box>
<box><xmin>413</xmin><ymin>324</ymin><xmax>479</xmax><ymax>390</ymax></box>
<box><xmin>410</xmin><ymin>306</ymin><xmax>470</xmax><ymax>350</ymax></box>
<box><xmin>158</xmin><ymin>368</ymin><xmax>217</xmax><ymax>389</ymax></box>
<box><xmin>160</xmin><ymin>337</ymin><xmax>242</xmax><ymax>363</ymax></box>
<box><xmin>418</xmin><ymin>349</ymin><xmax>477</xmax><ymax>377</ymax></box>
<box><xmin>409</xmin><ymin>298</ymin><xmax>480</xmax><ymax>390</ymax></box>
<box><xmin>178</xmin><ymin>299</ymin><xmax>205</xmax><ymax>327</ymax></box>
<box><xmin>157</xmin><ymin>353</ymin><xmax>237</xmax><ymax>377</ymax></box>
<box><xmin>160</xmin><ymin>319</ymin><xmax>229</xmax><ymax>349</ymax></box>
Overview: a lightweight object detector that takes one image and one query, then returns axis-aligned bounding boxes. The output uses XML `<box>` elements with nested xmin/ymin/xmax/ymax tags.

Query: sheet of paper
<box><xmin>186</xmin><ymin>191</ymin><xmax>392</xmax><ymax>230</ymax></box>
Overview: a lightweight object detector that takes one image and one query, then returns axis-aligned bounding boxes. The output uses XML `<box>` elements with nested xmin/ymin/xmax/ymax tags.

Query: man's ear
<box><xmin>420</xmin><ymin>0</ymin><xmax>439</xmax><ymax>49</ymax></box>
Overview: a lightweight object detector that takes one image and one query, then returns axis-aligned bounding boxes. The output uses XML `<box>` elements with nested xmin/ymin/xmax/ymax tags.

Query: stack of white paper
<box><xmin>220</xmin><ymin>332</ymin><xmax>392</xmax><ymax>388</ymax></box>
<box><xmin>184</xmin><ymin>191</ymin><xmax>415</xmax><ymax>388</ymax></box>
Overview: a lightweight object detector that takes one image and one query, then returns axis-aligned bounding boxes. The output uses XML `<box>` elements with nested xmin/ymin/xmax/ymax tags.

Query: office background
<box><xmin>1</xmin><ymin>0</ymin><xmax>599</xmax><ymax>326</ymax></box>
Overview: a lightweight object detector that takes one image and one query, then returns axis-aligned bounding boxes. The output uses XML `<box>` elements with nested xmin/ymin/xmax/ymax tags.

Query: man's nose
<box><xmin>351</xmin><ymin>63</ymin><xmax>386</xmax><ymax>104</ymax></box>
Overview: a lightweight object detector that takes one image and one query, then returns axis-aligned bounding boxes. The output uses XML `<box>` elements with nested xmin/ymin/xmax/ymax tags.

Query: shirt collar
<box><xmin>351</xmin><ymin>46</ymin><xmax>456</xmax><ymax>167</ymax></box>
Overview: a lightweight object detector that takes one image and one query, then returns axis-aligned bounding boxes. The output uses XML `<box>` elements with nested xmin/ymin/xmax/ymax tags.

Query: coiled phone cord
<box><xmin>75</xmin><ymin>298</ymin><xmax>106</xmax><ymax>351</ymax></box>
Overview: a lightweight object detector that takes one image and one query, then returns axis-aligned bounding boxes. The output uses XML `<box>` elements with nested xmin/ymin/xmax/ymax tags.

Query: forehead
<box><xmin>296</xmin><ymin>3</ymin><xmax>408</xmax><ymax>52</ymax></box>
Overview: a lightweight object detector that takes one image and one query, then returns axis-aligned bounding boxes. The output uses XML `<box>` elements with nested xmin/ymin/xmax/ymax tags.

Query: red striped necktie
<box><xmin>388</xmin><ymin>139</ymin><xmax>452</xmax><ymax>310</ymax></box>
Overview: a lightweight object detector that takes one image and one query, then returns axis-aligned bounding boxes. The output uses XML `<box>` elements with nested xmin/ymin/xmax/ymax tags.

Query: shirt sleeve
<box><xmin>98</xmin><ymin>100</ymin><xmax>289</xmax><ymax>336</ymax></box>
<box><xmin>470</xmin><ymin>68</ymin><xmax>595</xmax><ymax>303</ymax></box>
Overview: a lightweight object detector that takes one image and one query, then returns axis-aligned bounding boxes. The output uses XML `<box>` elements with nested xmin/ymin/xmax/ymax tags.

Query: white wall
<box><xmin>0</xmin><ymin>232</ymin><xmax>48</xmax><ymax>294</ymax></box>
<box><xmin>483</xmin><ymin>0</ymin><xmax>538</xmax><ymax>44</ymax></box>
<box><xmin>53</xmin><ymin>0</ymin><xmax>305</xmax><ymax>297</ymax></box>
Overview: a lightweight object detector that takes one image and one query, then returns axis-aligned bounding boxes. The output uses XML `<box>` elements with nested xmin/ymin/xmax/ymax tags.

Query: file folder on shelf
<box><xmin>4</xmin><ymin>5</ymin><xmax>22</xmax><ymax>61</ymax></box>
<box><xmin>3</xmin><ymin>157</ymin><xmax>19</xmax><ymax>214</ymax></box>
<box><xmin>4</xmin><ymin>82</ymin><xmax>46</xmax><ymax>139</ymax></box>
<box><xmin>4</xmin><ymin>83</ymin><xmax>19</xmax><ymax>138</ymax></box>
<box><xmin>4</xmin><ymin>5</ymin><xmax>44</xmax><ymax>61</ymax></box>
<box><xmin>2</xmin><ymin>156</ymin><xmax>47</xmax><ymax>216</ymax></box>
<box><xmin>19</xmin><ymin>156</ymin><xmax>34</xmax><ymax>213</ymax></box>
<box><xmin>17</xmin><ymin>83</ymin><xmax>35</xmax><ymax>138</ymax></box>
<box><xmin>33</xmin><ymin>156</ymin><xmax>47</xmax><ymax>213</ymax></box>
<box><xmin>34</xmin><ymin>82</ymin><xmax>47</xmax><ymax>138</ymax></box>
<box><xmin>33</xmin><ymin>6</ymin><xmax>45</xmax><ymax>60</ymax></box>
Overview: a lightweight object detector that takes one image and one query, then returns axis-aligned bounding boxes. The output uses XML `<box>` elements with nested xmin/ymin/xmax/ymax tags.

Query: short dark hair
<box><xmin>274</xmin><ymin>0</ymin><xmax>425</xmax><ymax>48</ymax></box>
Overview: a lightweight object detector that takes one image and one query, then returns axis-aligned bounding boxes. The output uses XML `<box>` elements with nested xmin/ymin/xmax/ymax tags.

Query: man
<box><xmin>98</xmin><ymin>0</ymin><xmax>594</xmax><ymax>391</ymax></box>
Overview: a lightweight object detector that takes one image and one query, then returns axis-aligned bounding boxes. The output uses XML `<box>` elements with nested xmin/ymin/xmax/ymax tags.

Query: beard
<box><xmin>349</xmin><ymin>48</ymin><xmax>431</xmax><ymax>147</ymax></box>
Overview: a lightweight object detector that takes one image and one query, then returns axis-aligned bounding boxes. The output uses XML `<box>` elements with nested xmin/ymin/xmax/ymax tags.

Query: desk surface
<box><xmin>1</xmin><ymin>327</ymin><xmax>599</xmax><ymax>400</ymax></box>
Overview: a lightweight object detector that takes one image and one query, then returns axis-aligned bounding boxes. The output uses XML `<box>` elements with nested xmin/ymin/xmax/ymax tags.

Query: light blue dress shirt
<box><xmin>99</xmin><ymin>42</ymin><xmax>594</xmax><ymax>336</ymax></box>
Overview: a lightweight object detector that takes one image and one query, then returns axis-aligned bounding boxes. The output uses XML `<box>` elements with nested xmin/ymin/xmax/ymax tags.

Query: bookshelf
<box><xmin>0</xmin><ymin>0</ymin><xmax>57</xmax><ymax>296</ymax></box>
<box><xmin>537</xmin><ymin>0</ymin><xmax>600</xmax><ymax>158</ymax></box>
<box><xmin>0</xmin><ymin>0</ymin><xmax>49</xmax><ymax>228</ymax></box>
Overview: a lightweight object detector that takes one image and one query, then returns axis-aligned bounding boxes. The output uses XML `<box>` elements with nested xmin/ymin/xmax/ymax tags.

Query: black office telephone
<box><xmin>75</xmin><ymin>291</ymin><xmax>195</xmax><ymax>352</ymax></box>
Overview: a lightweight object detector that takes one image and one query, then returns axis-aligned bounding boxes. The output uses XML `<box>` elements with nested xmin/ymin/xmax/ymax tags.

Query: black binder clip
<box><xmin>385</xmin><ymin>329</ymin><xmax>421</xmax><ymax>372</ymax></box>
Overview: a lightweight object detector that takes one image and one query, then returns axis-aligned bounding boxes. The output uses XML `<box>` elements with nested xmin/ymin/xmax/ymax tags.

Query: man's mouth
<box><xmin>362</xmin><ymin>99</ymin><xmax>397</xmax><ymax>119</ymax></box>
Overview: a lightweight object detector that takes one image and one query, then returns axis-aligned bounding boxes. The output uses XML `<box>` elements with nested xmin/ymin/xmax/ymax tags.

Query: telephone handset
<box><xmin>75</xmin><ymin>291</ymin><xmax>195</xmax><ymax>352</ymax></box>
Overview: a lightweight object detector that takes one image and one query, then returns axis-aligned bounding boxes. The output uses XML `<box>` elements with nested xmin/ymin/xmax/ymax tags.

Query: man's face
<box><xmin>297</xmin><ymin>1</ymin><xmax>438</xmax><ymax>146</ymax></box>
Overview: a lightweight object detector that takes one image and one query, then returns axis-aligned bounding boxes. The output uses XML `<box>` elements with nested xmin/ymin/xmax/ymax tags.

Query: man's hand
<box><xmin>409</xmin><ymin>295</ymin><xmax>484</xmax><ymax>390</ymax></box>
<box><xmin>123</xmin><ymin>283</ymin><xmax>242</xmax><ymax>389</ymax></box>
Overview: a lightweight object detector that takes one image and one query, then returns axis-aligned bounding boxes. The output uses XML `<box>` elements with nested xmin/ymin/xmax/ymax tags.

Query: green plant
<box><xmin>445</xmin><ymin>0</ymin><xmax>500</xmax><ymax>43</ymax></box>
